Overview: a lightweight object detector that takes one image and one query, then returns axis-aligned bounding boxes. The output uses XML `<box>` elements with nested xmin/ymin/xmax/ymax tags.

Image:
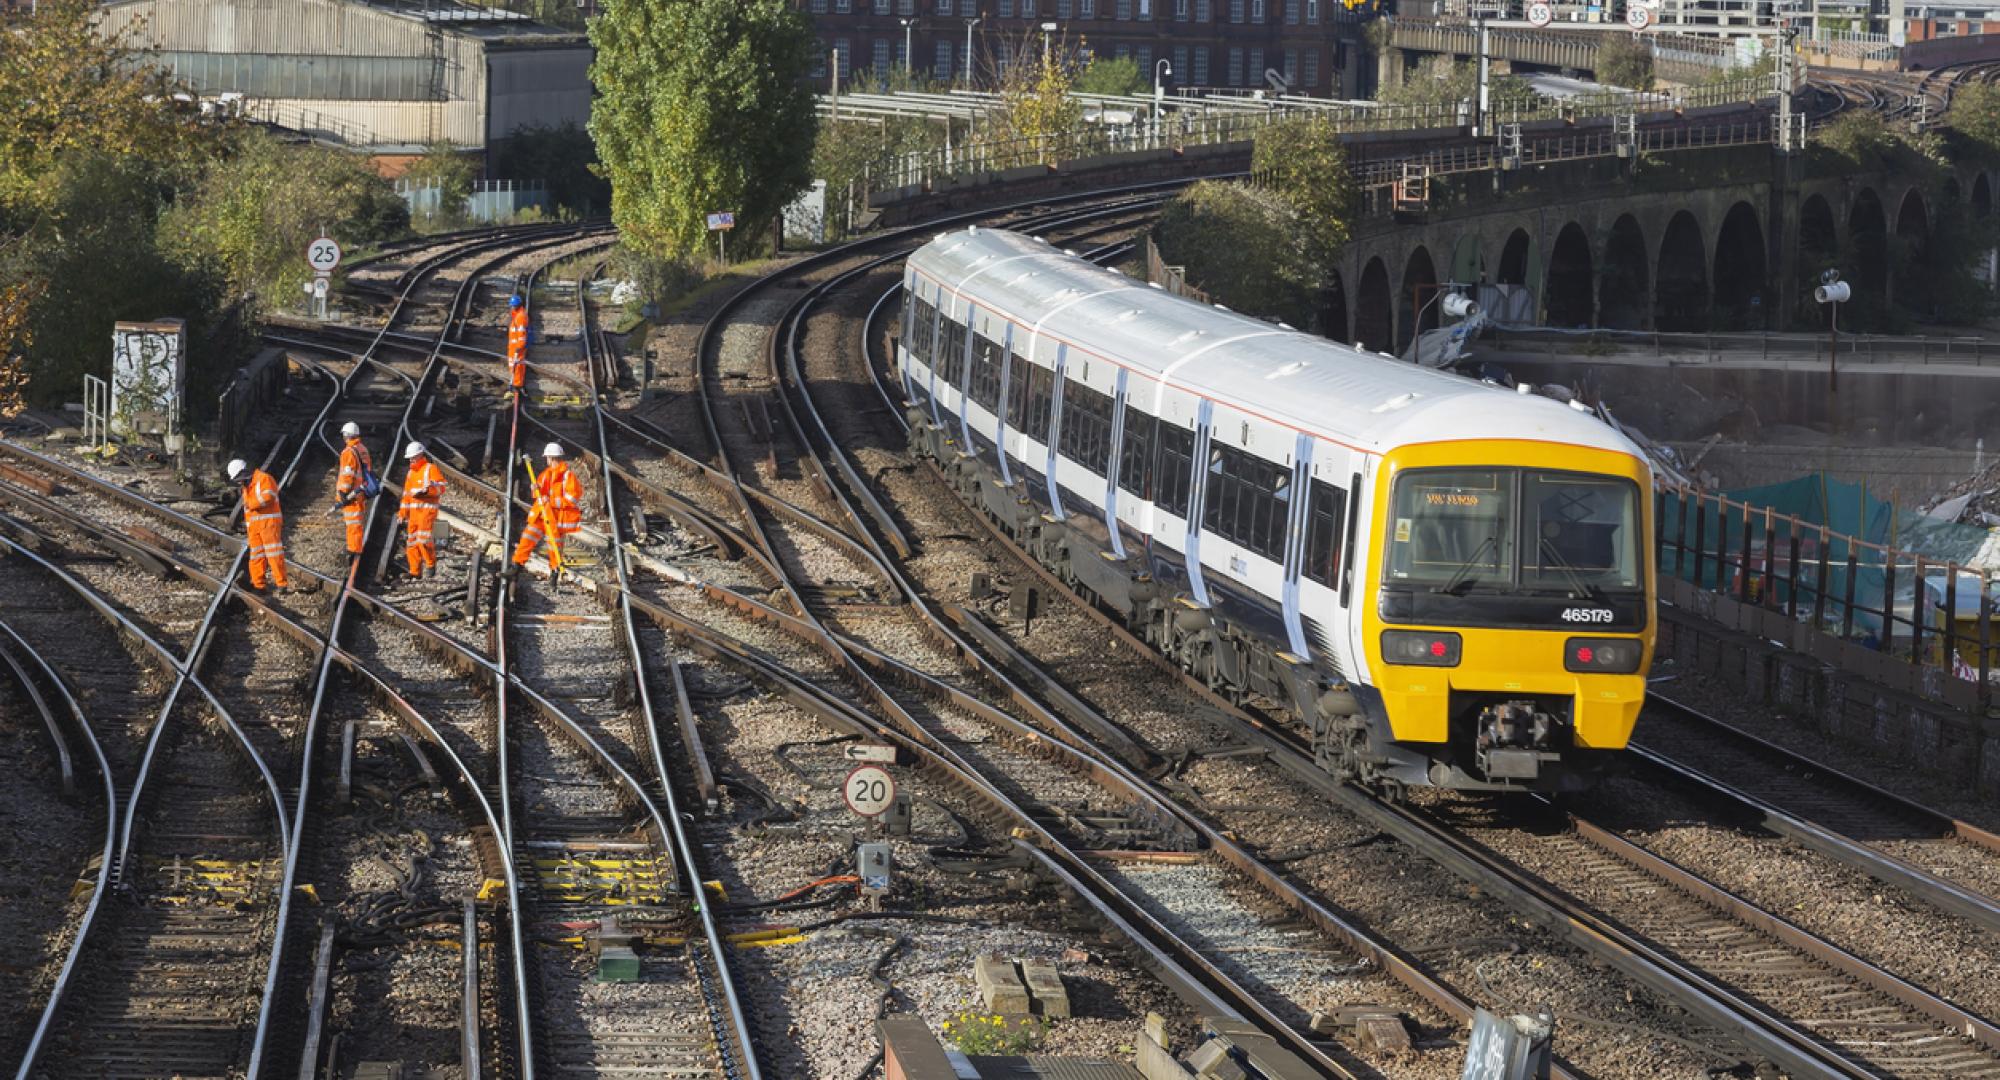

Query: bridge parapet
<box><xmin>1384</xmin><ymin>16</ymin><xmax>1740</xmax><ymax>83</ymax></box>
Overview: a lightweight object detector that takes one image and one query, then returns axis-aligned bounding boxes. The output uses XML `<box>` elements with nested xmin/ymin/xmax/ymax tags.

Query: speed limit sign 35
<box><xmin>1625</xmin><ymin>3</ymin><xmax>1653</xmax><ymax>30</ymax></box>
<box><xmin>305</xmin><ymin>236</ymin><xmax>343</xmax><ymax>274</ymax></box>
<box><xmin>1527</xmin><ymin>1</ymin><xmax>1552</xmax><ymax>27</ymax></box>
<box><xmin>843</xmin><ymin>765</ymin><xmax>897</xmax><ymax>818</ymax></box>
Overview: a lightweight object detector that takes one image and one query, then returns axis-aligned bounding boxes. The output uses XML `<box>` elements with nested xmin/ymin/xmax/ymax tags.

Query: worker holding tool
<box><xmin>505</xmin><ymin>442</ymin><xmax>581</xmax><ymax>580</ymax></box>
<box><xmin>398</xmin><ymin>441</ymin><xmax>447</xmax><ymax>579</ymax></box>
<box><xmin>230</xmin><ymin>458</ymin><xmax>290</xmax><ymax>593</ymax></box>
<box><xmin>332</xmin><ymin>421</ymin><xmax>374</xmax><ymax>557</ymax></box>
<box><xmin>507</xmin><ymin>293</ymin><xmax>530</xmax><ymax>394</ymax></box>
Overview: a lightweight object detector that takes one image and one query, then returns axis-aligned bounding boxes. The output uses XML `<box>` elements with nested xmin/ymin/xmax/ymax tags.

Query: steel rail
<box><xmin>573</xmin><ymin>268</ymin><xmax>761</xmax><ymax>1078</ymax></box>
<box><xmin>258</xmin><ymin>223</ymin><xmax>604</xmax><ymax>1078</ymax></box>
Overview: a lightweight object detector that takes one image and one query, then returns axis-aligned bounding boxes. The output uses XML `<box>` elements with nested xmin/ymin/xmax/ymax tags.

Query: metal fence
<box><xmin>1657</xmin><ymin>484</ymin><xmax>1994</xmax><ymax>709</ymax></box>
<box><xmin>396</xmin><ymin>179</ymin><xmax>550</xmax><ymax>223</ymax></box>
<box><xmin>1490</xmin><ymin>326</ymin><xmax>2000</xmax><ymax>365</ymax></box>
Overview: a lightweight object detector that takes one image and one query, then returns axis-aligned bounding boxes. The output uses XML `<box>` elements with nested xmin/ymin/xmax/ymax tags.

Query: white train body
<box><xmin>898</xmin><ymin>227</ymin><xmax>1657</xmax><ymax>793</ymax></box>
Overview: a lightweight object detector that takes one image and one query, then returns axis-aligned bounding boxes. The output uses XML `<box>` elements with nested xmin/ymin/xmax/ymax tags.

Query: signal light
<box><xmin>1382</xmin><ymin>630</ymin><xmax>1461</xmax><ymax>667</ymax></box>
<box><xmin>1566</xmin><ymin>637</ymin><xmax>1642</xmax><ymax>674</ymax></box>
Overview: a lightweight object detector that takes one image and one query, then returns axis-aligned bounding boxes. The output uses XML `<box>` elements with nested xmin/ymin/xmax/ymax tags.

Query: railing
<box><xmin>1656</xmin><ymin>484</ymin><xmax>1995</xmax><ymax>710</ymax></box>
<box><xmin>1490</xmin><ymin>326</ymin><xmax>2000</xmax><ymax>366</ymax></box>
<box><xmin>1351</xmin><ymin>113</ymin><xmax>1775</xmax><ymax>193</ymax></box>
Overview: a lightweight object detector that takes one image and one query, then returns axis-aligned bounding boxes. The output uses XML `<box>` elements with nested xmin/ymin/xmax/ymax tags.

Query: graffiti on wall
<box><xmin>110</xmin><ymin>319</ymin><xmax>187</xmax><ymax>437</ymax></box>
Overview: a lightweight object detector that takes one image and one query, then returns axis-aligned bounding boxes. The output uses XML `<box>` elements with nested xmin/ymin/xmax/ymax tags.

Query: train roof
<box><xmin>908</xmin><ymin>226</ymin><xmax>1643</xmax><ymax>461</ymax></box>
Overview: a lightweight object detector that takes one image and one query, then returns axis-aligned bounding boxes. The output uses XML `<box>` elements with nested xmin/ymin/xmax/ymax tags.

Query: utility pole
<box><xmin>831</xmin><ymin>47</ymin><xmax>841</xmax><ymax>120</ymax></box>
<box><xmin>901</xmin><ymin>18</ymin><xmax>916</xmax><ymax>73</ymax></box>
<box><xmin>1474</xmin><ymin>13</ymin><xmax>1492</xmax><ymax>138</ymax></box>
<box><xmin>964</xmin><ymin>15</ymin><xmax>981</xmax><ymax>88</ymax></box>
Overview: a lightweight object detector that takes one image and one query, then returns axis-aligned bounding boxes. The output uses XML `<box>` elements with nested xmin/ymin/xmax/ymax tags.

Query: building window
<box><xmin>1248</xmin><ymin>47</ymin><xmax>1262</xmax><ymax>84</ymax></box>
<box><xmin>874</xmin><ymin>38</ymin><xmax>892</xmax><ymax>72</ymax></box>
<box><xmin>1118</xmin><ymin>0</ymin><xmax>1131</xmax><ymax>16</ymax></box>
<box><xmin>938</xmin><ymin>0</ymin><xmax>953</xmax><ymax>13</ymax></box>
<box><xmin>1191</xmin><ymin>45</ymin><xmax>1209</xmax><ymax>82</ymax></box>
<box><xmin>1303</xmin><ymin>46</ymin><xmax>1318</xmax><ymax>88</ymax></box>
<box><xmin>1227</xmin><ymin>46</ymin><xmax>1243</xmax><ymax>84</ymax></box>
<box><xmin>1137</xmin><ymin>44</ymin><xmax>1151</xmax><ymax>68</ymax></box>
<box><xmin>811</xmin><ymin>0</ymin><xmax>828</xmax><ymax>11</ymax></box>
<box><xmin>1176</xmin><ymin>0</ymin><xmax>1189</xmax><ymax>16</ymax></box>
<box><xmin>876</xmin><ymin>0</ymin><xmax>891</xmax><ymax>12</ymax></box>
<box><xmin>1173</xmin><ymin>45</ymin><xmax>1189</xmax><ymax>77</ymax></box>
<box><xmin>1058</xmin><ymin>0</ymin><xmax>1072</xmax><ymax>15</ymax></box>
<box><xmin>1305</xmin><ymin>0</ymin><xmax>1317</xmax><ymax>20</ymax></box>
<box><xmin>1283</xmin><ymin>47</ymin><xmax>1297</xmax><ymax>84</ymax></box>
<box><xmin>1250</xmin><ymin>0</ymin><xmax>1263</xmax><ymax>18</ymax></box>
<box><xmin>1230</xmin><ymin>0</ymin><xmax>1244</xmax><ymax>20</ymax></box>
<box><xmin>936</xmin><ymin>39</ymin><xmax>954</xmax><ymax>76</ymax></box>
<box><xmin>1196</xmin><ymin>0</ymin><xmax>1210</xmax><ymax>19</ymax></box>
<box><xmin>1081</xmin><ymin>0</ymin><xmax>1096</xmax><ymax>14</ymax></box>
<box><xmin>812</xmin><ymin>45</ymin><xmax>828</xmax><ymax>76</ymax></box>
<box><xmin>1021</xmin><ymin>0</ymin><xmax>1033</xmax><ymax>12</ymax></box>
<box><xmin>1139</xmin><ymin>0</ymin><xmax>1152</xmax><ymax>16</ymax></box>
<box><xmin>835</xmin><ymin>39</ymin><xmax>852</xmax><ymax>77</ymax></box>
<box><xmin>1115</xmin><ymin>42</ymin><xmax>1130</xmax><ymax>57</ymax></box>
<box><xmin>898</xmin><ymin>37</ymin><xmax>910</xmax><ymax>64</ymax></box>
<box><xmin>836</xmin><ymin>0</ymin><xmax>851</xmax><ymax>11</ymax></box>
<box><xmin>902</xmin><ymin>0</ymin><xmax>917</xmax><ymax>12</ymax></box>
<box><xmin>1000</xmin><ymin>0</ymin><xmax>1015</xmax><ymax>12</ymax></box>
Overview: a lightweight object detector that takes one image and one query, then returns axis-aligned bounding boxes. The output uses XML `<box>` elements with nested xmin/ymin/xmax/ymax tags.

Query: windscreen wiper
<box><xmin>1432</xmin><ymin>535</ymin><xmax>1496</xmax><ymax>596</ymax></box>
<box><xmin>1538</xmin><ymin>536</ymin><xmax>1607</xmax><ymax>602</ymax></box>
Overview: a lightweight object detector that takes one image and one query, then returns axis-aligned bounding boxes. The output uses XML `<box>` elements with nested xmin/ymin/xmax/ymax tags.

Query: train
<box><xmin>896</xmin><ymin>226</ymin><xmax>1656</xmax><ymax>795</ymax></box>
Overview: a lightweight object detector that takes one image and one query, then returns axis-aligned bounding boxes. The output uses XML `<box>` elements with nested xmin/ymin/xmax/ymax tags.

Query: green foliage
<box><xmin>1700</xmin><ymin>50</ymin><xmax>1776</xmax><ymax>88</ymax></box>
<box><xmin>1896</xmin><ymin>200</ymin><xmax>1999</xmax><ymax>324</ymax></box>
<box><xmin>496</xmin><ymin>121</ymin><xmax>609</xmax><ymax>217</ymax></box>
<box><xmin>986</xmin><ymin>38</ymin><xmax>1086</xmax><ymax>164</ymax></box>
<box><xmin>1075</xmin><ymin>55</ymin><xmax>1144</xmax><ymax>96</ymax></box>
<box><xmin>1252</xmin><ymin>113</ymin><xmax>1357</xmax><ymax>275</ymax></box>
<box><xmin>402</xmin><ymin>141</ymin><xmax>480</xmax><ymax>232</ymax></box>
<box><xmin>940</xmin><ymin>1012</ymin><xmax>1046</xmax><ymax>1055</ymax></box>
<box><xmin>159</xmin><ymin>130</ymin><xmax>408</xmax><ymax>310</ymax></box>
<box><xmin>1945</xmin><ymin>82</ymin><xmax>2000</xmax><ymax>163</ymax></box>
<box><xmin>1377</xmin><ymin>56</ymin><xmax>1538</xmax><ymax>113</ymax></box>
<box><xmin>1153</xmin><ymin>180</ymin><xmax>1318</xmax><ymax>331</ymax></box>
<box><xmin>590</xmin><ymin>0</ymin><xmax>818</xmax><ymax>260</ymax></box>
<box><xmin>812</xmin><ymin>116</ymin><xmax>947</xmax><ymax>239</ymax></box>
<box><xmin>611</xmin><ymin>243</ymin><xmax>704</xmax><ymax>311</ymax></box>
<box><xmin>1594</xmin><ymin>35</ymin><xmax>1656</xmax><ymax>91</ymax></box>
<box><xmin>1809</xmin><ymin>111</ymin><xmax>1949</xmax><ymax>177</ymax></box>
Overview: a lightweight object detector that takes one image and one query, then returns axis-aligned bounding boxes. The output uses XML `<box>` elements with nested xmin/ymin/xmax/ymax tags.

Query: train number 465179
<box><xmin>1560</xmin><ymin>607</ymin><xmax>1615</xmax><ymax>623</ymax></box>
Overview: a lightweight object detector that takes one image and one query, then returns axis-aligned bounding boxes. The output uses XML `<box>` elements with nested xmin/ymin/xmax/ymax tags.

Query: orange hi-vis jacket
<box><xmin>243</xmin><ymin>468</ymin><xmax>288</xmax><ymax>588</ymax></box>
<box><xmin>508</xmin><ymin>306</ymin><xmax>530</xmax><ymax>387</ymax></box>
<box><xmin>400</xmin><ymin>458</ymin><xmax>446</xmax><ymax>519</ymax></box>
<box><xmin>536</xmin><ymin>460</ymin><xmax>582</xmax><ymax>537</ymax></box>
<box><xmin>336</xmin><ymin>439</ymin><xmax>373</xmax><ymax>554</ymax></box>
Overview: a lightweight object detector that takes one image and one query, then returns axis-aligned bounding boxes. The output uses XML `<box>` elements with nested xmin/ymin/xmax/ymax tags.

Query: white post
<box><xmin>1475</xmin><ymin>15</ymin><xmax>1491</xmax><ymax>138</ymax></box>
<box><xmin>831</xmin><ymin>47</ymin><xmax>841</xmax><ymax>120</ymax></box>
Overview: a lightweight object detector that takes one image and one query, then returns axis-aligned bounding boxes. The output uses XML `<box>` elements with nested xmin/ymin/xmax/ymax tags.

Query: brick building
<box><xmin>797</xmin><ymin>0</ymin><xmax>1375</xmax><ymax>99</ymax></box>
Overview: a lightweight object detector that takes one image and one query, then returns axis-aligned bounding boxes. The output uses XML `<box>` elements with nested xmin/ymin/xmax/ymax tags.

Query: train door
<box><xmin>1183</xmin><ymin>399</ymin><xmax>1215</xmax><ymax>609</ymax></box>
<box><xmin>1044</xmin><ymin>342</ymin><xmax>1068</xmax><ymax>518</ymax></box>
<box><xmin>1279</xmin><ymin>432</ymin><xmax>1316</xmax><ymax>661</ymax></box>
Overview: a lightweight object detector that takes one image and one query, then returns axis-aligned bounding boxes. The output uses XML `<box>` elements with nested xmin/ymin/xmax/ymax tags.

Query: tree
<box><xmin>1594</xmin><ymin>35</ymin><xmax>1656</xmax><ymax>91</ymax></box>
<box><xmin>1152</xmin><ymin>181</ymin><xmax>1318</xmax><ymax>330</ymax></box>
<box><xmin>159</xmin><ymin>130</ymin><xmax>408</xmax><ymax>309</ymax></box>
<box><xmin>984</xmin><ymin>30</ymin><xmax>1085</xmax><ymax>166</ymax></box>
<box><xmin>1947</xmin><ymin>83</ymin><xmax>2000</xmax><ymax>162</ymax></box>
<box><xmin>1075</xmin><ymin>55</ymin><xmax>1144</xmax><ymax>96</ymax></box>
<box><xmin>590</xmin><ymin>0</ymin><xmax>818</xmax><ymax>260</ymax></box>
<box><xmin>1252</xmin><ymin>113</ymin><xmax>1357</xmax><ymax>276</ymax></box>
<box><xmin>0</xmin><ymin>279</ymin><xmax>38</xmax><ymax>418</ymax></box>
<box><xmin>495</xmin><ymin>122</ymin><xmax>610</xmax><ymax>216</ymax></box>
<box><xmin>402</xmin><ymin>141</ymin><xmax>479</xmax><ymax>231</ymax></box>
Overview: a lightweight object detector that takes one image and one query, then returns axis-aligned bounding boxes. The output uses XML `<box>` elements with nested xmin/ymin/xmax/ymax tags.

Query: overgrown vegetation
<box><xmin>1375</xmin><ymin>55</ymin><xmax>1540</xmax><ymax>114</ymax></box>
<box><xmin>983</xmin><ymin>30</ymin><xmax>1087</xmax><ymax>165</ymax></box>
<box><xmin>1946</xmin><ymin>83</ymin><xmax>2000</xmax><ymax>163</ymax></box>
<box><xmin>1075</xmin><ymin>55</ymin><xmax>1144</xmax><ymax>96</ymax></box>
<box><xmin>1252</xmin><ymin>112</ymin><xmax>1358</xmax><ymax>276</ymax></box>
<box><xmin>1593</xmin><ymin>35</ymin><xmax>1656</xmax><ymax>91</ymax></box>
<box><xmin>940</xmin><ymin>1012</ymin><xmax>1046</xmax><ymax>1056</ymax></box>
<box><xmin>590</xmin><ymin>0</ymin><xmax>818</xmax><ymax>260</ymax></box>
<box><xmin>1152</xmin><ymin>181</ymin><xmax>1318</xmax><ymax>330</ymax></box>
<box><xmin>401</xmin><ymin>141</ymin><xmax>479</xmax><ymax>232</ymax></box>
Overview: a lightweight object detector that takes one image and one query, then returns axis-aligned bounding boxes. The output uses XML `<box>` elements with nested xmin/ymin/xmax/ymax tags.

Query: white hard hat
<box><xmin>405</xmin><ymin>440</ymin><xmax>426</xmax><ymax>460</ymax></box>
<box><xmin>341</xmin><ymin>421</ymin><xmax>361</xmax><ymax>439</ymax></box>
<box><xmin>542</xmin><ymin>442</ymin><xmax>565</xmax><ymax>459</ymax></box>
<box><xmin>226</xmin><ymin>459</ymin><xmax>247</xmax><ymax>481</ymax></box>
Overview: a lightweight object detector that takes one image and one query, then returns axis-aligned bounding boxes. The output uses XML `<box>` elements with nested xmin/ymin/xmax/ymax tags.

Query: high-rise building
<box><xmin>795</xmin><ymin>0</ymin><xmax>1374</xmax><ymax>99</ymax></box>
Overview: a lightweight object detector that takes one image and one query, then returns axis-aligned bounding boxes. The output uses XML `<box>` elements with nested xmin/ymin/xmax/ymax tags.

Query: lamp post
<box><xmin>1816</xmin><ymin>270</ymin><xmax>1850</xmax><ymax>393</ymax></box>
<box><xmin>900</xmin><ymin>17</ymin><xmax>917</xmax><ymax>73</ymax></box>
<box><xmin>1040</xmin><ymin>20</ymin><xmax>1057</xmax><ymax>64</ymax></box>
<box><xmin>1406</xmin><ymin>284</ymin><xmax>1478</xmax><ymax>365</ymax></box>
<box><xmin>1153</xmin><ymin>58</ymin><xmax>1172</xmax><ymax>145</ymax></box>
<box><xmin>964</xmin><ymin>15</ymin><xmax>981</xmax><ymax>88</ymax></box>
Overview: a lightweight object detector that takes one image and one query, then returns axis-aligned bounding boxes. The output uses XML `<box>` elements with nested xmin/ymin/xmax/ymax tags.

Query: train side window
<box><xmin>1024</xmin><ymin>362</ymin><xmax>1056</xmax><ymax>444</ymax></box>
<box><xmin>1118</xmin><ymin>407</ymin><xmax>1154</xmax><ymax>497</ymax></box>
<box><xmin>969</xmin><ymin>332</ymin><xmax>1004</xmax><ymax>409</ymax></box>
<box><xmin>1305</xmin><ymin>478</ymin><xmax>1346</xmax><ymax>587</ymax></box>
<box><xmin>1059</xmin><ymin>380</ymin><xmax>1114</xmax><ymax>476</ymax></box>
<box><xmin>1204</xmin><ymin>442</ymin><xmax>1287</xmax><ymax>561</ymax></box>
<box><xmin>937</xmin><ymin>314</ymin><xmax>966</xmax><ymax>385</ymax></box>
<box><xmin>1155</xmin><ymin>421</ymin><xmax>1197</xmax><ymax>518</ymax></box>
<box><xmin>1005</xmin><ymin>348</ymin><xmax>1033</xmax><ymax>430</ymax></box>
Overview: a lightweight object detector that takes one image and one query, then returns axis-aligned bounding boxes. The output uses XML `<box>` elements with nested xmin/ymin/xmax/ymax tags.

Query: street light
<box><xmin>964</xmin><ymin>15</ymin><xmax>981</xmax><ymax>88</ymax></box>
<box><xmin>1405</xmin><ymin>284</ymin><xmax>1480</xmax><ymax>365</ymax></box>
<box><xmin>900</xmin><ymin>17</ymin><xmax>917</xmax><ymax>73</ymax></box>
<box><xmin>1153</xmin><ymin>58</ymin><xmax>1172</xmax><ymax>145</ymax></box>
<box><xmin>1040</xmin><ymin>21</ymin><xmax>1057</xmax><ymax>64</ymax></box>
<box><xmin>1815</xmin><ymin>269</ymin><xmax>1851</xmax><ymax>393</ymax></box>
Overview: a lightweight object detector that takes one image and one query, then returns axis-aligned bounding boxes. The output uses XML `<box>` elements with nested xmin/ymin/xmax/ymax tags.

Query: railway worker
<box><xmin>229</xmin><ymin>459</ymin><xmax>290</xmax><ymax>593</ymax></box>
<box><xmin>504</xmin><ymin>442</ymin><xmax>582</xmax><ymax>580</ymax></box>
<box><xmin>333</xmin><ymin>421</ymin><xmax>373</xmax><ymax>557</ymax></box>
<box><xmin>507</xmin><ymin>293</ymin><xmax>530</xmax><ymax>393</ymax></box>
<box><xmin>397</xmin><ymin>441</ymin><xmax>448</xmax><ymax>580</ymax></box>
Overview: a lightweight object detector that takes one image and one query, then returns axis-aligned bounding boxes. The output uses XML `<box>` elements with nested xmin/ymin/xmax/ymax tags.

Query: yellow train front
<box><xmin>1344</xmin><ymin>440</ymin><xmax>1656</xmax><ymax>795</ymax></box>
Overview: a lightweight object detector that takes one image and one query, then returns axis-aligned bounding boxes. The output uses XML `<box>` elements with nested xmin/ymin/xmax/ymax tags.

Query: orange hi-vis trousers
<box><xmin>512</xmin><ymin>461</ymin><xmax>581</xmax><ymax>567</ymax></box>
<box><xmin>243</xmin><ymin>469</ymin><xmax>289</xmax><ymax>590</ymax></box>
<box><xmin>337</xmin><ymin>441</ymin><xmax>372</xmax><ymax>555</ymax></box>
<box><xmin>508</xmin><ymin>308</ymin><xmax>529</xmax><ymax>388</ymax></box>
<box><xmin>400</xmin><ymin>458</ymin><xmax>447</xmax><ymax>575</ymax></box>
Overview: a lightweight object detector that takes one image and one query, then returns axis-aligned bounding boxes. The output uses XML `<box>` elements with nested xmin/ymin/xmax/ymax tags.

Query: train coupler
<box><xmin>1475</xmin><ymin>702</ymin><xmax>1562</xmax><ymax>781</ymax></box>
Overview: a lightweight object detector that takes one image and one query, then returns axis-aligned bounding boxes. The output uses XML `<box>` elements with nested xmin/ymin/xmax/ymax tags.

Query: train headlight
<box><xmin>1565</xmin><ymin>637</ymin><xmax>1642</xmax><ymax>674</ymax></box>
<box><xmin>1381</xmin><ymin>630</ymin><xmax>1461</xmax><ymax>667</ymax></box>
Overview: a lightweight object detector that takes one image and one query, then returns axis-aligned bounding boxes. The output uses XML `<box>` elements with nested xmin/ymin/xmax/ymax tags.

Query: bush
<box><xmin>402</xmin><ymin>141</ymin><xmax>480</xmax><ymax>232</ymax></box>
<box><xmin>1594</xmin><ymin>35</ymin><xmax>1656</xmax><ymax>91</ymax></box>
<box><xmin>1075</xmin><ymin>55</ymin><xmax>1144</xmax><ymax>96</ymax></box>
<box><xmin>1153</xmin><ymin>180</ymin><xmax>1317</xmax><ymax>330</ymax></box>
<box><xmin>1252</xmin><ymin>112</ymin><xmax>1357</xmax><ymax>274</ymax></box>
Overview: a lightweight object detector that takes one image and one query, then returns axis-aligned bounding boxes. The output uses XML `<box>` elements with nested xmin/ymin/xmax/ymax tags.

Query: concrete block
<box><xmin>879</xmin><ymin>1015</ymin><xmax>956</xmax><ymax>1080</ymax></box>
<box><xmin>975</xmin><ymin>954</ymin><xmax>1031</xmax><ymax>1015</ymax></box>
<box><xmin>1187</xmin><ymin>1038</ymin><xmax>1246</xmax><ymax>1080</ymax></box>
<box><xmin>1020</xmin><ymin>957</ymin><xmax>1070</xmax><ymax>1019</ymax></box>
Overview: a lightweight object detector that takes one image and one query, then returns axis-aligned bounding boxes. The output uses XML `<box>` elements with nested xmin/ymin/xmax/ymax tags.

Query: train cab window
<box><xmin>968</xmin><ymin>332</ymin><xmax>1004</xmax><ymax>409</ymax></box>
<box><xmin>1059</xmin><ymin>380</ymin><xmax>1115</xmax><ymax>476</ymax></box>
<box><xmin>1520</xmin><ymin>472</ymin><xmax>1642</xmax><ymax>590</ymax></box>
<box><xmin>1117</xmin><ymin>408</ymin><xmax>1154</xmax><ymax>497</ymax></box>
<box><xmin>1304</xmin><ymin>479</ymin><xmax>1346</xmax><ymax>587</ymax></box>
<box><xmin>1154</xmin><ymin>422</ymin><xmax>1197</xmax><ymax>518</ymax></box>
<box><xmin>1385</xmin><ymin>468</ymin><xmax>1515</xmax><ymax>588</ymax></box>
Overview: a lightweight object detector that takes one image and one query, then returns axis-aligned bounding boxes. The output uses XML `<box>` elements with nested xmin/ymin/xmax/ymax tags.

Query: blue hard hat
<box><xmin>509</xmin><ymin>294</ymin><xmax>524</xmax><ymax>308</ymax></box>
